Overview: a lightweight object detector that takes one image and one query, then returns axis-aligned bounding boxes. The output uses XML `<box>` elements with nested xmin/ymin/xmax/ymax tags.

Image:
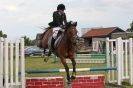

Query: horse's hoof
<box><xmin>71</xmin><ymin>76</ymin><xmax>76</xmax><ymax>80</ymax></box>
<box><xmin>44</xmin><ymin>59</ymin><xmax>48</xmax><ymax>62</ymax></box>
<box><xmin>67</xmin><ymin>80</ymin><xmax>71</xmax><ymax>84</ymax></box>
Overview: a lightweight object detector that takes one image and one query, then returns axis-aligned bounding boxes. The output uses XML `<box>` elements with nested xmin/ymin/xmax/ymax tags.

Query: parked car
<box><xmin>24</xmin><ymin>46</ymin><xmax>44</xmax><ymax>57</ymax></box>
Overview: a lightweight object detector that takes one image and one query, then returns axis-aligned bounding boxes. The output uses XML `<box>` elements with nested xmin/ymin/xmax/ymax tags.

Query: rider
<box><xmin>49</xmin><ymin>4</ymin><xmax>67</xmax><ymax>50</ymax></box>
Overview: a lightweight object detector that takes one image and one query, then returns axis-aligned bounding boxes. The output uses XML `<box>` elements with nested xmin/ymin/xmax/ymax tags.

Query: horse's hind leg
<box><xmin>60</xmin><ymin>58</ymin><xmax>71</xmax><ymax>84</ymax></box>
<box><xmin>71</xmin><ymin>59</ymin><xmax>76</xmax><ymax>80</ymax></box>
<box><xmin>43</xmin><ymin>48</ymin><xmax>49</xmax><ymax>62</ymax></box>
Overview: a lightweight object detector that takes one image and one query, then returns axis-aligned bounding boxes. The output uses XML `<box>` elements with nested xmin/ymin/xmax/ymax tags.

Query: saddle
<box><xmin>54</xmin><ymin>33</ymin><xmax>64</xmax><ymax>49</ymax></box>
<box><xmin>49</xmin><ymin>32</ymin><xmax>64</xmax><ymax>50</ymax></box>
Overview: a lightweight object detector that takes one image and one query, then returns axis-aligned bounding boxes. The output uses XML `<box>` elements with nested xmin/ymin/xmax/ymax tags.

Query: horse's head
<box><xmin>66</xmin><ymin>21</ymin><xmax>78</xmax><ymax>45</ymax></box>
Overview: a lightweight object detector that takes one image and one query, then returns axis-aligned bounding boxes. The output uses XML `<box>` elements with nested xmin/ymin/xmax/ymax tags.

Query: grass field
<box><xmin>25</xmin><ymin>56</ymin><xmax>133</xmax><ymax>88</ymax></box>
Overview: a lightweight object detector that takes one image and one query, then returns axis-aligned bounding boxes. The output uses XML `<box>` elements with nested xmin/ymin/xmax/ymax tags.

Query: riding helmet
<box><xmin>57</xmin><ymin>4</ymin><xmax>66</xmax><ymax>10</ymax></box>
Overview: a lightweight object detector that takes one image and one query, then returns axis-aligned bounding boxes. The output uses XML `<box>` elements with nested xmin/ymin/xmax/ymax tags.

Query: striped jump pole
<box><xmin>25</xmin><ymin>67</ymin><xmax>117</xmax><ymax>74</ymax></box>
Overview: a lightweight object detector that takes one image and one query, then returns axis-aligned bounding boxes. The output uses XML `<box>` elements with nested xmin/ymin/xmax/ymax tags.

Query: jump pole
<box><xmin>25</xmin><ymin>67</ymin><xmax>117</xmax><ymax>74</ymax></box>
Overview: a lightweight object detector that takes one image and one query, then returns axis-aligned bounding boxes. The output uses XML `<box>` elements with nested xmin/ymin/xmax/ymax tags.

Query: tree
<box><xmin>131</xmin><ymin>22</ymin><xmax>133</xmax><ymax>32</ymax></box>
<box><xmin>3</xmin><ymin>34</ymin><xmax>7</xmax><ymax>38</ymax></box>
<box><xmin>0</xmin><ymin>30</ymin><xmax>7</xmax><ymax>38</ymax></box>
<box><xmin>23</xmin><ymin>36</ymin><xmax>36</xmax><ymax>46</ymax></box>
<box><xmin>0</xmin><ymin>30</ymin><xmax>3</xmax><ymax>37</ymax></box>
<box><xmin>126</xmin><ymin>21</ymin><xmax>133</xmax><ymax>32</ymax></box>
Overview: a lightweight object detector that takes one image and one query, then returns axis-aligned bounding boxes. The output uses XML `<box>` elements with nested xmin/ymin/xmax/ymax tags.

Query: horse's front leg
<box><xmin>60</xmin><ymin>57</ymin><xmax>71</xmax><ymax>84</ymax></box>
<box><xmin>70</xmin><ymin>59</ymin><xmax>76</xmax><ymax>80</ymax></box>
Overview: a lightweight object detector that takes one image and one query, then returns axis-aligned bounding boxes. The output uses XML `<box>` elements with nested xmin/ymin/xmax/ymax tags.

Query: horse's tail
<box><xmin>36</xmin><ymin>27</ymin><xmax>53</xmax><ymax>48</ymax></box>
<box><xmin>36</xmin><ymin>33</ymin><xmax>43</xmax><ymax>48</ymax></box>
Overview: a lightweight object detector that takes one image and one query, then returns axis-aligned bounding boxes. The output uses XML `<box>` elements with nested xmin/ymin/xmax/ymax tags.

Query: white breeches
<box><xmin>52</xmin><ymin>27</ymin><xmax>61</xmax><ymax>39</ymax></box>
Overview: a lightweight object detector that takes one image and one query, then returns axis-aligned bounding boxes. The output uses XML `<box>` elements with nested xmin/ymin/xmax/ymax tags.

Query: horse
<box><xmin>41</xmin><ymin>21</ymin><xmax>78</xmax><ymax>83</ymax></box>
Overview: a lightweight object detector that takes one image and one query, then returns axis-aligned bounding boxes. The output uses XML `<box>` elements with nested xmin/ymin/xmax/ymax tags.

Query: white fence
<box><xmin>106</xmin><ymin>37</ymin><xmax>133</xmax><ymax>85</ymax></box>
<box><xmin>0</xmin><ymin>38</ymin><xmax>25</xmax><ymax>88</ymax></box>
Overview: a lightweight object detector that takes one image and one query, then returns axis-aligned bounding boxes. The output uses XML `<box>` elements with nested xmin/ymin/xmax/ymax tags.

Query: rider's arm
<box><xmin>53</xmin><ymin>11</ymin><xmax>61</xmax><ymax>26</ymax></box>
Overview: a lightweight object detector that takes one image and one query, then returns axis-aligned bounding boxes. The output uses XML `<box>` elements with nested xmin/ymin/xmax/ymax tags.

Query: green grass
<box><xmin>25</xmin><ymin>56</ymin><xmax>133</xmax><ymax>88</ymax></box>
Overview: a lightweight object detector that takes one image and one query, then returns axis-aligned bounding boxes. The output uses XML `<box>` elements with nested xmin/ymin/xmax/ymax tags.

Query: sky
<box><xmin>0</xmin><ymin>0</ymin><xmax>133</xmax><ymax>40</ymax></box>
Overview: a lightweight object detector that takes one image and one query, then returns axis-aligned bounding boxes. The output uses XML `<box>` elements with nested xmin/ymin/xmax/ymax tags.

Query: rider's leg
<box><xmin>51</xmin><ymin>27</ymin><xmax>61</xmax><ymax>49</ymax></box>
<box><xmin>51</xmin><ymin>37</ymin><xmax>55</xmax><ymax>50</ymax></box>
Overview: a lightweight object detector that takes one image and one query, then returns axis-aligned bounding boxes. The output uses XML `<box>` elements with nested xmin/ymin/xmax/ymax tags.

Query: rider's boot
<box><xmin>48</xmin><ymin>37</ymin><xmax>55</xmax><ymax>56</ymax></box>
<box><xmin>51</xmin><ymin>37</ymin><xmax>55</xmax><ymax>51</ymax></box>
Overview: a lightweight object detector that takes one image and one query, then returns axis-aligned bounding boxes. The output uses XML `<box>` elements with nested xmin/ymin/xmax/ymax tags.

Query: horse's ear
<box><xmin>74</xmin><ymin>22</ymin><xmax>77</xmax><ymax>26</ymax></box>
<box><xmin>70</xmin><ymin>21</ymin><xmax>73</xmax><ymax>25</ymax></box>
<box><xmin>70</xmin><ymin>21</ymin><xmax>77</xmax><ymax>26</ymax></box>
<box><xmin>66</xmin><ymin>21</ymin><xmax>71</xmax><ymax>28</ymax></box>
<box><xmin>66</xmin><ymin>21</ymin><xmax>77</xmax><ymax>28</ymax></box>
